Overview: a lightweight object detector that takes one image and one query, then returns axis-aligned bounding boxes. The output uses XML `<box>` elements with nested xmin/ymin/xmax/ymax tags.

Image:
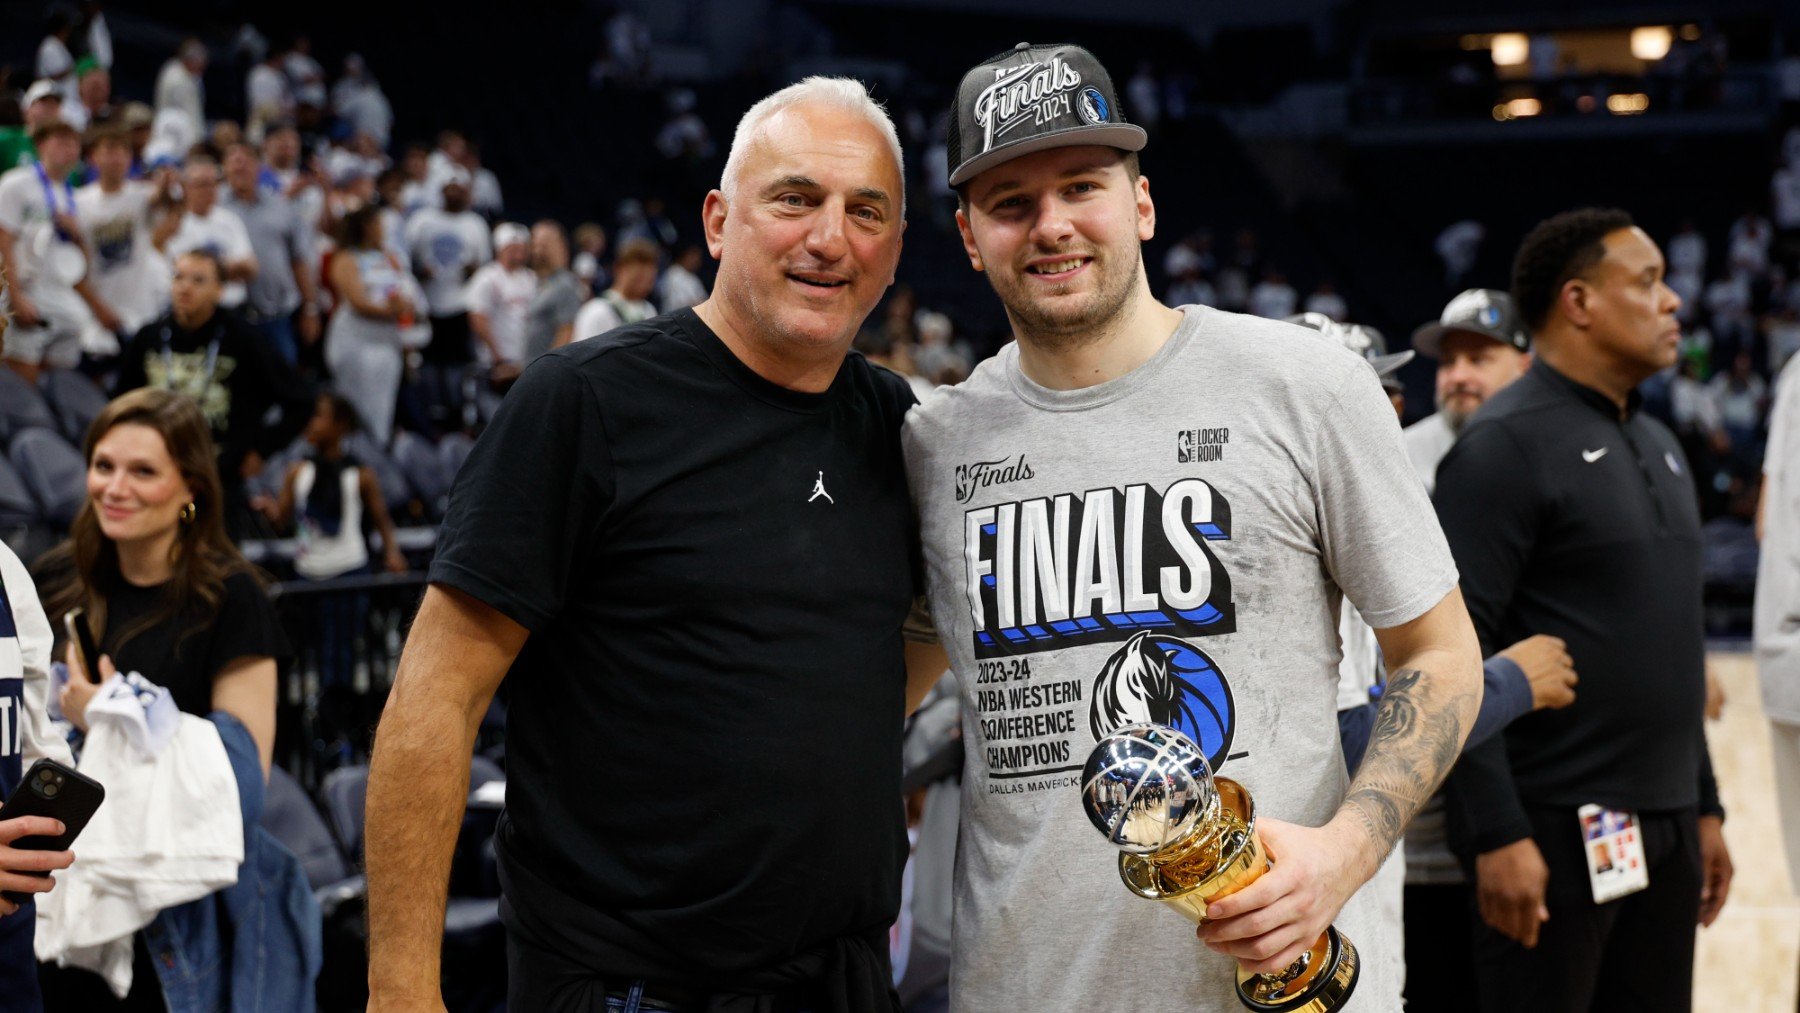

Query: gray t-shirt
<box><xmin>901</xmin><ymin>305</ymin><xmax>1457</xmax><ymax>1011</ymax></box>
<box><xmin>221</xmin><ymin>188</ymin><xmax>311</xmax><ymax>319</ymax></box>
<box><xmin>522</xmin><ymin>269</ymin><xmax>583</xmax><ymax>362</ymax></box>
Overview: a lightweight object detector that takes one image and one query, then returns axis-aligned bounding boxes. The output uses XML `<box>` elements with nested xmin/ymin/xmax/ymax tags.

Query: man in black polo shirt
<box><xmin>364</xmin><ymin>78</ymin><xmax>934</xmax><ymax>1012</ymax></box>
<box><xmin>1435</xmin><ymin>208</ymin><xmax>1732</xmax><ymax>1012</ymax></box>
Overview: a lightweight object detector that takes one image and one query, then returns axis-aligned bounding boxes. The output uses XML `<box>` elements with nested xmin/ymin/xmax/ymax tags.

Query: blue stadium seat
<box><xmin>0</xmin><ymin>369</ymin><xmax>57</xmax><ymax>443</ymax></box>
<box><xmin>319</xmin><ymin>764</ymin><xmax>369</xmax><ymax>863</ymax></box>
<box><xmin>9</xmin><ymin>429</ymin><xmax>86</xmax><ymax>529</ymax></box>
<box><xmin>438</xmin><ymin>432</ymin><xmax>474</xmax><ymax>483</ymax></box>
<box><xmin>0</xmin><ymin>454</ymin><xmax>35</xmax><ymax>529</ymax></box>
<box><xmin>344</xmin><ymin>431</ymin><xmax>412</xmax><ymax>515</ymax></box>
<box><xmin>261</xmin><ymin>765</ymin><xmax>352</xmax><ymax>890</ymax></box>
<box><xmin>40</xmin><ymin>369</ymin><xmax>109</xmax><ymax>447</ymax></box>
<box><xmin>392</xmin><ymin>431</ymin><xmax>451</xmax><ymax>518</ymax></box>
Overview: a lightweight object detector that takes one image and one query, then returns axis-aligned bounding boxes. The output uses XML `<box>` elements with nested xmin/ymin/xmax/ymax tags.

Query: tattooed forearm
<box><xmin>1340</xmin><ymin>666</ymin><xmax>1473</xmax><ymax>858</ymax></box>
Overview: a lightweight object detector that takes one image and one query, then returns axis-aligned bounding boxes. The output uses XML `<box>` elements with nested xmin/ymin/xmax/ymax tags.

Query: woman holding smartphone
<box><xmin>36</xmin><ymin>388</ymin><xmax>290</xmax><ymax>1010</ymax></box>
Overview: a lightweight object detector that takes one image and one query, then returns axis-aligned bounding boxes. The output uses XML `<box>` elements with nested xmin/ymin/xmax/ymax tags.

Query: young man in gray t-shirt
<box><xmin>899</xmin><ymin>42</ymin><xmax>1484</xmax><ymax>1010</ymax></box>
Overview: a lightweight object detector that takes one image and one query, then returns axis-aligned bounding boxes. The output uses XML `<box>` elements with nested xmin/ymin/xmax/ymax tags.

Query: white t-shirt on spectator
<box><xmin>464</xmin><ymin>262</ymin><xmax>535</xmax><ymax>364</ymax></box>
<box><xmin>284</xmin><ymin>51</ymin><xmax>328</xmax><ymax>108</ymax></box>
<box><xmin>573</xmin><ymin>291</ymin><xmax>655</xmax><ymax>342</ymax></box>
<box><xmin>0</xmin><ymin>163</ymin><xmax>77</xmax><ymax>292</ymax></box>
<box><xmin>1705</xmin><ymin>273</ymin><xmax>1753</xmax><ymax>328</ymax></box>
<box><xmin>37</xmin><ymin>36</ymin><xmax>74</xmax><ymax>103</ymax></box>
<box><xmin>154</xmin><ymin>60</ymin><xmax>205</xmax><ymax>134</ymax></box>
<box><xmin>658</xmin><ymin>263</ymin><xmax>707</xmax><ymax>311</ymax></box>
<box><xmin>405</xmin><ymin>208</ymin><xmax>491</xmax><ymax>316</ymax></box>
<box><xmin>165</xmin><ymin>206</ymin><xmax>256</xmax><ymax>307</ymax></box>
<box><xmin>245</xmin><ymin>64</ymin><xmax>292</xmax><ymax>137</ymax></box>
<box><xmin>1775</xmin><ymin>164</ymin><xmax>1800</xmax><ymax>233</ymax></box>
<box><xmin>76</xmin><ymin>180</ymin><xmax>171</xmax><ymax>333</ymax></box>
<box><xmin>1710</xmin><ymin>373</ymin><xmax>1768</xmax><ymax>431</ymax></box>
<box><xmin>1728</xmin><ymin>216</ymin><xmax>1772</xmax><ymax>275</ymax></box>
<box><xmin>1667</xmin><ymin>230</ymin><xmax>1707</xmax><ymax>278</ymax></box>
<box><xmin>1247</xmin><ymin>280</ymin><xmax>1298</xmax><ymax>319</ymax></box>
<box><xmin>1304</xmin><ymin>289</ymin><xmax>1348</xmax><ymax>321</ymax></box>
<box><xmin>471</xmin><ymin>168</ymin><xmax>503</xmax><ymax>217</ymax></box>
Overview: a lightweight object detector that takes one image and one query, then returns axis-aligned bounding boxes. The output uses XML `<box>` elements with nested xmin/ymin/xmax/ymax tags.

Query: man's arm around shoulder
<box><xmin>366</xmin><ymin>584</ymin><xmax>527</xmax><ymax>1011</ymax></box>
<box><xmin>1200</xmin><ymin>586</ymin><xmax>1482</xmax><ymax>972</ymax></box>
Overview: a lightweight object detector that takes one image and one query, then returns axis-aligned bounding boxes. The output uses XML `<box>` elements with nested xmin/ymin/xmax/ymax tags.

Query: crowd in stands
<box><xmin>0</xmin><ymin>13</ymin><xmax>797</xmax><ymax>578</ymax></box>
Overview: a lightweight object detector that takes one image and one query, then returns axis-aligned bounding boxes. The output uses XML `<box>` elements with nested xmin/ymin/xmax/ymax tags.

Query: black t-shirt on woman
<box><xmin>429</xmin><ymin>309</ymin><xmax>919</xmax><ymax>985</ymax></box>
<box><xmin>101</xmin><ymin>569</ymin><xmax>290</xmax><ymax>717</ymax></box>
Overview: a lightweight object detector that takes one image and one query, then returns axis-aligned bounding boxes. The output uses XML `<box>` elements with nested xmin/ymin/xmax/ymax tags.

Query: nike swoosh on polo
<box><xmin>1582</xmin><ymin>448</ymin><xmax>1608</xmax><ymax>463</ymax></box>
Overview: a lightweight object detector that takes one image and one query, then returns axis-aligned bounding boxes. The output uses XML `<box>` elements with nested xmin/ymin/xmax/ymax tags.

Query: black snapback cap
<box><xmin>947</xmin><ymin>42</ymin><xmax>1148</xmax><ymax>188</ymax></box>
<box><xmin>1412</xmin><ymin>289</ymin><xmax>1531</xmax><ymax>359</ymax></box>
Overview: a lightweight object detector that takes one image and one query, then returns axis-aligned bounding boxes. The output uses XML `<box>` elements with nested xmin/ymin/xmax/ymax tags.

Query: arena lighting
<box><xmin>1492</xmin><ymin>97</ymin><xmax>1543</xmax><ymax>120</ymax></box>
<box><xmin>1490</xmin><ymin>33</ymin><xmax>1530</xmax><ymax>67</ymax></box>
<box><xmin>1631</xmin><ymin>26</ymin><xmax>1674</xmax><ymax>61</ymax></box>
<box><xmin>1607</xmin><ymin>92</ymin><xmax>1651</xmax><ymax>114</ymax></box>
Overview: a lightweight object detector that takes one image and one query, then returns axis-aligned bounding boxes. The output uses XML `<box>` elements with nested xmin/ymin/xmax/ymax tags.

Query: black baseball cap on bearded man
<box><xmin>947</xmin><ymin>42</ymin><xmax>1147</xmax><ymax>188</ymax></box>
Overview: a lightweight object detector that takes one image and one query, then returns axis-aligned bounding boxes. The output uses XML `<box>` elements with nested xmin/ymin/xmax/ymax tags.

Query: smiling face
<box><xmin>704</xmin><ymin>101</ymin><xmax>904</xmax><ymax>359</ymax></box>
<box><xmin>87</xmin><ymin>423</ymin><xmax>194</xmax><ymax>549</ymax></box>
<box><xmin>956</xmin><ymin>145</ymin><xmax>1153</xmax><ymax>347</ymax></box>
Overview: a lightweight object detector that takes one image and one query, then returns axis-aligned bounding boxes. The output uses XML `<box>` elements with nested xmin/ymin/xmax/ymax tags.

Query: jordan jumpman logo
<box><xmin>808</xmin><ymin>471</ymin><xmax>834</xmax><ymax>504</ymax></box>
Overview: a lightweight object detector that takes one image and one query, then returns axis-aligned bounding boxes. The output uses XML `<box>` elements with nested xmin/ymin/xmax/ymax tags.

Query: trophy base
<box><xmin>1233</xmin><ymin>924</ymin><xmax>1359</xmax><ymax>1013</ymax></box>
<box><xmin>1116</xmin><ymin>778</ymin><xmax>1359</xmax><ymax>1012</ymax></box>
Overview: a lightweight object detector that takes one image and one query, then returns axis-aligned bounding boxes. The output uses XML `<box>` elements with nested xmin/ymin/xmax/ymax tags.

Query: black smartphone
<box><xmin>1</xmin><ymin>760</ymin><xmax>105</xmax><ymax>903</ymax></box>
<box><xmin>64</xmin><ymin>609</ymin><xmax>101</xmax><ymax>685</ymax></box>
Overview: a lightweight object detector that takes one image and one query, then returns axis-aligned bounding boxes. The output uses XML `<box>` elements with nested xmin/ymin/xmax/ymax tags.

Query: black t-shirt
<box><xmin>101</xmin><ymin>569</ymin><xmax>291</xmax><ymax>717</ymax></box>
<box><xmin>113</xmin><ymin>310</ymin><xmax>311</xmax><ymax>478</ymax></box>
<box><xmin>1434</xmin><ymin>359</ymin><xmax>1720</xmax><ymax>853</ymax></box>
<box><xmin>430</xmin><ymin>309</ymin><xmax>918</xmax><ymax>982</ymax></box>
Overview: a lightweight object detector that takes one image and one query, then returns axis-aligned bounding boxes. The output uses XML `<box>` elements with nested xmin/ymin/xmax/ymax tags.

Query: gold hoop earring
<box><xmin>180</xmin><ymin>502</ymin><xmax>197</xmax><ymax>524</ymax></box>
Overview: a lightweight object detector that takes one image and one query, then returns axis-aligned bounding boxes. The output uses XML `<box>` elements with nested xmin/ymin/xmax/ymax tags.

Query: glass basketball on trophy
<box><xmin>1080</xmin><ymin>723</ymin><xmax>1358</xmax><ymax>1012</ymax></box>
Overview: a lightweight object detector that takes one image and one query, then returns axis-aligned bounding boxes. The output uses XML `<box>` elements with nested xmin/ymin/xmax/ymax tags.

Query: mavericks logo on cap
<box><xmin>1078</xmin><ymin>87</ymin><xmax>1108</xmax><ymax>124</ymax></box>
<box><xmin>974</xmin><ymin>56</ymin><xmax>1085</xmax><ymax>154</ymax></box>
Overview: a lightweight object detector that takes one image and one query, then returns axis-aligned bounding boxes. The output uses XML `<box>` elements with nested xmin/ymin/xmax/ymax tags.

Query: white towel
<box><xmin>35</xmin><ymin>703</ymin><xmax>243</xmax><ymax>997</ymax></box>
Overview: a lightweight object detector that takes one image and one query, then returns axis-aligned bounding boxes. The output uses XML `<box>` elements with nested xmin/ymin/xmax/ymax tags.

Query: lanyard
<box><xmin>159</xmin><ymin>320</ymin><xmax>223</xmax><ymax>399</ymax></box>
<box><xmin>33</xmin><ymin>161</ymin><xmax>76</xmax><ymax>241</ymax></box>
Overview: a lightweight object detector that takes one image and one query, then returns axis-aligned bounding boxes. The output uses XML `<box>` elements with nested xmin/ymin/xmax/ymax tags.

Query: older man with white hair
<box><xmin>365</xmin><ymin>77</ymin><xmax>941</xmax><ymax>1013</ymax></box>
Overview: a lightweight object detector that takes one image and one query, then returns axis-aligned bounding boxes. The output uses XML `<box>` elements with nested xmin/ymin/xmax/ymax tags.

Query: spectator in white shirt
<box><xmin>657</xmin><ymin>244</ymin><xmax>708</xmax><ymax>312</ymax></box>
<box><xmin>1247</xmin><ymin>267</ymin><xmax>1299</xmax><ymax>319</ymax></box>
<box><xmin>156</xmin><ymin>155</ymin><xmax>258</xmax><ymax>309</ymax></box>
<box><xmin>1710</xmin><ymin>350</ymin><xmax>1769</xmax><ymax>456</ymax></box>
<box><xmin>572</xmin><ymin>238</ymin><xmax>659</xmax><ymax>342</ymax></box>
<box><xmin>0</xmin><ymin>120</ymin><xmax>121</xmax><ymax>381</ymax></box>
<box><xmin>464</xmin><ymin>222</ymin><xmax>535</xmax><ymax>377</ymax></box>
<box><xmin>1668</xmin><ymin>218</ymin><xmax>1707</xmax><ymax>278</ymax></box>
<box><xmin>76</xmin><ymin>126</ymin><xmax>173</xmax><ymax>341</ymax></box>
<box><xmin>84</xmin><ymin>1</ymin><xmax>112</xmax><ymax>70</ymax></box>
<box><xmin>244</xmin><ymin>48</ymin><xmax>293</xmax><ymax>144</ymax></box>
<box><xmin>1727</xmin><ymin>210</ymin><xmax>1773</xmax><ymax>276</ymax></box>
<box><xmin>154</xmin><ymin>39</ymin><xmax>208</xmax><ymax>135</ymax></box>
<box><xmin>1304</xmin><ymin>280</ymin><xmax>1349</xmax><ymax>322</ymax></box>
<box><xmin>36</xmin><ymin>11</ymin><xmax>77</xmax><ymax>106</ymax></box>
<box><xmin>1775</xmin><ymin>159</ymin><xmax>1800</xmax><ymax>240</ymax></box>
<box><xmin>284</xmin><ymin>35</ymin><xmax>328</xmax><ymax>110</ymax></box>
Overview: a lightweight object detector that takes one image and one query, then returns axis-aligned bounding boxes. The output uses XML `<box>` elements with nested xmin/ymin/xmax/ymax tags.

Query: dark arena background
<box><xmin>1</xmin><ymin>0</ymin><xmax>1797</xmax><ymax>1007</ymax></box>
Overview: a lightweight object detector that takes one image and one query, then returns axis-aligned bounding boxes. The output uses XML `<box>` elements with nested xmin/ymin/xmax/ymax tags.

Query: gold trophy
<box><xmin>1080</xmin><ymin>723</ymin><xmax>1358</xmax><ymax>1012</ymax></box>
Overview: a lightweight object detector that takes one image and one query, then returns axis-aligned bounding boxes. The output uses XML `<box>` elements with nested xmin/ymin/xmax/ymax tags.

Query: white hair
<box><xmin>720</xmin><ymin>76</ymin><xmax>906</xmax><ymax>218</ymax></box>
